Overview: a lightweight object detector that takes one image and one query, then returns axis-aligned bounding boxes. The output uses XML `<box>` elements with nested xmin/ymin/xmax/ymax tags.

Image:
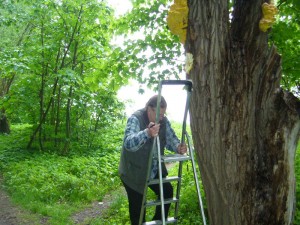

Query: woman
<box><xmin>119</xmin><ymin>95</ymin><xmax>187</xmax><ymax>224</ymax></box>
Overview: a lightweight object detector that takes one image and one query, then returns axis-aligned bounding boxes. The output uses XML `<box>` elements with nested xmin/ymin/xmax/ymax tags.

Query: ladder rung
<box><xmin>142</xmin><ymin>217</ymin><xmax>177</xmax><ymax>225</ymax></box>
<box><xmin>162</xmin><ymin>154</ymin><xmax>191</xmax><ymax>162</ymax></box>
<box><xmin>145</xmin><ymin>197</ymin><xmax>178</xmax><ymax>207</ymax></box>
<box><xmin>148</xmin><ymin>176</ymin><xmax>180</xmax><ymax>185</ymax></box>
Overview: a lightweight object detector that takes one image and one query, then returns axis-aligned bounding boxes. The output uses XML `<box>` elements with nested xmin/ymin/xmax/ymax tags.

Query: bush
<box><xmin>4</xmin><ymin>153</ymin><xmax>120</xmax><ymax>203</ymax></box>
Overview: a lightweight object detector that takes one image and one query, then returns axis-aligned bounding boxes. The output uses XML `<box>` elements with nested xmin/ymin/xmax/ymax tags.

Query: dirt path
<box><xmin>72</xmin><ymin>188</ymin><xmax>126</xmax><ymax>224</ymax></box>
<box><xmin>0</xmin><ymin>190</ymin><xmax>20</xmax><ymax>225</ymax></box>
<box><xmin>0</xmin><ymin>186</ymin><xmax>32</xmax><ymax>225</ymax></box>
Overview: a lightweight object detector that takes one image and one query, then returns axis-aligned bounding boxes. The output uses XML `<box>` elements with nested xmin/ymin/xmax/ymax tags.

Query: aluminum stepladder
<box><xmin>139</xmin><ymin>80</ymin><xmax>207</xmax><ymax>225</ymax></box>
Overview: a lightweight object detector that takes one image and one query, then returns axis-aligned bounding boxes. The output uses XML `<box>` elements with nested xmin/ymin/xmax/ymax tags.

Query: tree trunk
<box><xmin>0</xmin><ymin>24</ymin><xmax>31</xmax><ymax>135</ymax></box>
<box><xmin>62</xmin><ymin>85</ymin><xmax>73</xmax><ymax>154</ymax></box>
<box><xmin>0</xmin><ymin>110</ymin><xmax>10</xmax><ymax>134</ymax></box>
<box><xmin>0</xmin><ymin>73</ymin><xmax>15</xmax><ymax>134</ymax></box>
<box><xmin>38</xmin><ymin>20</ymin><xmax>46</xmax><ymax>151</ymax></box>
<box><xmin>54</xmin><ymin>85</ymin><xmax>61</xmax><ymax>147</ymax></box>
<box><xmin>186</xmin><ymin>1</ymin><xmax>300</xmax><ymax>224</ymax></box>
<box><xmin>27</xmin><ymin>77</ymin><xmax>59</xmax><ymax>149</ymax></box>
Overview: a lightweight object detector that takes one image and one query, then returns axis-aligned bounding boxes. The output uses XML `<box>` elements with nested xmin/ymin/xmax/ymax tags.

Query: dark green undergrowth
<box><xmin>0</xmin><ymin>123</ymin><xmax>299</xmax><ymax>225</ymax></box>
<box><xmin>85</xmin><ymin>161</ymin><xmax>207</xmax><ymax>225</ymax></box>
<box><xmin>0</xmin><ymin>123</ymin><xmax>124</xmax><ymax>224</ymax></box>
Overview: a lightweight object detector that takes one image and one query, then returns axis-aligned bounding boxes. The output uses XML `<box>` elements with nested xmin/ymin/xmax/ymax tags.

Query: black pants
<box><xmin>122</xmin><ymin>175</ymin><xmax>173</xmax><ymax>225</ymax></box>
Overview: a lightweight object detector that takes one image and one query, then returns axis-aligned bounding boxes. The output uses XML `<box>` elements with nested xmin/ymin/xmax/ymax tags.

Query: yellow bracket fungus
<box><xmin>259</xmin><ymin>2</ymin><xmax>278</xmax><ymax>32</ymax></box>
<box><xmin>167</xmin><ymin>0</ymin><xmax>189</xmax><ymax>44</ymax></box>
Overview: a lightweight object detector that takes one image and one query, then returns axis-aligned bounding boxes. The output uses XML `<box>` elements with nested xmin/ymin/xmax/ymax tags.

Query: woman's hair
<box><xmin>145</xmin><ymin>95</ymin><xmax>167</xmax><ymax>108</ymax></box>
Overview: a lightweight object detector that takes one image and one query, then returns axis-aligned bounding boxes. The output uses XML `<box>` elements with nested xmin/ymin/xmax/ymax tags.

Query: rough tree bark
<box><xmin>0</xmin><ymin>24</ymin><xmax>31</xmax><ymax>135</ymax></box>
<box><xmin>186</xmin><ymin>0</ymin><xmax>300</xmax><ymax>224</ymax></box>
<box><xmin>0</xmin><ymin>74</ymin><xmax>14</xmax><ymax>134</ymax></box>
<box><xmin>0</xmin><ymin>110</ymin><xmax>10</xmax><ymax>134</ymax></box>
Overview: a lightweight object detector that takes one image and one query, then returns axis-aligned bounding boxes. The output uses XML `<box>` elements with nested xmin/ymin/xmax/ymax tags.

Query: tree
<box><xmin>0</xmin><ymin>0</ymin><xmax>128</xmax><ymax>151</ymax></box>
<box><xmin>183</xmin><ymin>0</ymin><xmax>300</xmax><ymax>224</ymax></box>
<box><xmin>0</xmin><ymin>1</ymin><xmax>31</xmax><ymax>134</ymax></box>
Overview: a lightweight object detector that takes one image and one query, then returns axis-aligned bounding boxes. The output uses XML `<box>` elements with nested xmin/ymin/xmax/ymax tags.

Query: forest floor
<box><xmin>0</xmin><ymin>187</ymin><xmax>32</xmax><ymax>225</ymax></box>
<box><xmin>0</xmin><ymin>163</ymin><xmax>175</xmax><ymax>225</ymax></box>
<box><xmin>0</xmin><ymin>177</ymin><xmax>121</xmax><ymax>225</ymax></box>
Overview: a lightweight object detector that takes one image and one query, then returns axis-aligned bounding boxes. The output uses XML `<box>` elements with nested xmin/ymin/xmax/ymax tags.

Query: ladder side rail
<box><xmin>139</xmin><ymin>138</ymin><xmax>157</xmax><ymax>225</ymax></box>
<box><xmin>174</xmin><ymin>87</ymin><xmax>192</xmax><ymax>219</ymax></box>
<box><xmin>181</xmin><ymin>85</ymin><xmax>192</xmax><ymax>142</ymax></box>
<box><xmin>157</xmin><ymin>138</ymin><xmax>166</xmax><ymax>225</ymax></box>
<box><xmin>186</xmin><ymin>132</ymin><xmax>207</xmax><ymax>225</ymax></box>
<box><xmin>174</xmin><ymin>160</ymin><xmax>183</xmax><ymax>220</ymax></box>
<box><xmin>156</xmin><ymin>80</ymin><xmax>166</xmax><ymax>224</ymax></box>
<box><xmin>155</xmin><ymin>81</ymin><xmax>163</xmax><ymax>123</ymax></box>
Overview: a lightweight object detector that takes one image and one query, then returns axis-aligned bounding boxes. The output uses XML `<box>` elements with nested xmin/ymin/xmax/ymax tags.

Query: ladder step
<box><xmin>162</xmin><ymin>154</ymin><xmax>191</xmax><ymax>162</ymax></box>
<box><xmin>142</xmin><ymin>217</ymin><xmax>177</xmax><ymax>225</ymax></box>
<box><xmin>148</xmin><ymin>176</ymin><xmax>180</xmax><ymax>185</ymax></box>
<box><xmin>145</xmin><ymin>197</ymin><xmax>178</xmax><ymax>207</ymax></box>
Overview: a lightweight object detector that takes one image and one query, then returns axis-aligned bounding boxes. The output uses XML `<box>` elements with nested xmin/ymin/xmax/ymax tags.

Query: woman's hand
<box><xmin>177</xmin><ymin>143</ymin><xmax>187</xmax><ymax>155</ymax></box>
<box><xmin>147</xmin><ymin>122</ymin><xmax>160</xmax><ymax>138</ymax></box>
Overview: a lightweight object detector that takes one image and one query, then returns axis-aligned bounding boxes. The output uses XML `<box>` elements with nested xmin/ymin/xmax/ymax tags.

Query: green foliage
<box><xmin>0</xmin><ymin>0</ymin><xmax>128</xmax><ymax>150</ymax></box>
<box><xmin>0</xmin><ymin>123</ymin><xmax>124</xmax><ymax>224</ymax></box>
<box><xmin>114</xmin><ymin>0</ymin><xmax>184</xmax><ymax>89</ymax></box>
<box><xmin>4</xmin><ymin>154</ymin><xmax>118</xmax><ymax>204</ymax></box>
<box><xmin>0</xmin><ymin>124</ymin><xmax>33</xmax><ymax>170</ymax></box>
<box><xmin>167</xmin><ymin>162</ymin><xmax>207</xmax><ymax>225</ymax></box>
<box><xmin>271</xmin><ymin>1</ymin><xmax>300</xmax><ymax>94</ymax></box>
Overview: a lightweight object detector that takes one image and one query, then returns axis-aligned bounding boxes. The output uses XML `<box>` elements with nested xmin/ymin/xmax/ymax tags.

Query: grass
<box><xmin>0</xmin><ymin>123</ymin><xmax>124</xmax><ymax>224</ymax></box>
<box><xmin>0</xmin><ymin>123</ymin><xmax>299</xmax><ymax>224</ymax></box>
<box><xmin>83</xmin><ymin>161</ymin><xmax>207</xmax><ymax>225</ymax></box>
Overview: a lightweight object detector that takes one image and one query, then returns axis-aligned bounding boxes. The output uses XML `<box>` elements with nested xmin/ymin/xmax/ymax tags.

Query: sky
<box><xmin>117</xmin><ymin>80</ymin><xmax>189</xmax><ymax>123</ymax></box>
<box><xmin>109</xmin><ymin>0</ymin><xmax>189</xmax><ymax>123</ymax></box>
<box><xmin>107</xmin><ymin>0</ymin><xmax>132</xmax><ymax>17</ymax></box>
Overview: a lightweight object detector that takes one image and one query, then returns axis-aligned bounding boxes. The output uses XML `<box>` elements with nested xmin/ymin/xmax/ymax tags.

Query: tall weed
<box><xmin>0</xmin><ymin>123</ymin><xmax>124</xmax><ymax>224</ymax></box>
